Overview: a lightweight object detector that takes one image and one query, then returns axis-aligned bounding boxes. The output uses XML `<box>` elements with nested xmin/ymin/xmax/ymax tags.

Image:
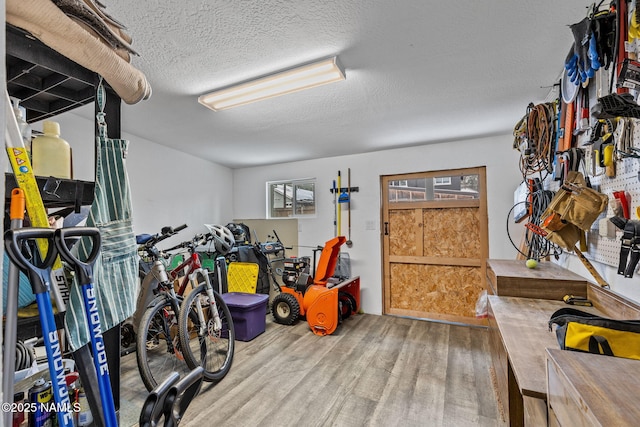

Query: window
<box><xmin>267</xmin><ymin>178</ymin><xmax>316</xmax><ymax>218</ymax></box>
<box><xmin>434</xmin><ymin>177</ymin><xmax>451</xmax><ymax>186</ymax></box>
<box><xmin>387</xmin><ymin>173</ymin><xmax>479</xmax><ymax>203</ymax></box>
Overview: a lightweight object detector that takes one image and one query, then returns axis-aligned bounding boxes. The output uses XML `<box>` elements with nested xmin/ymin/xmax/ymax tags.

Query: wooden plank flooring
<box><xmin>119</xmin><ymin>314</ymin><xmax>504</xmax><ymax>427</ymax></box>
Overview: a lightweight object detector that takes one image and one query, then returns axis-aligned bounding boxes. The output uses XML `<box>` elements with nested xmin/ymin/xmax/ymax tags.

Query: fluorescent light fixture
<box><xmin>198</xmin><ymin>56</ymin><xmax>345</xmax><ymax>111</ymax></box>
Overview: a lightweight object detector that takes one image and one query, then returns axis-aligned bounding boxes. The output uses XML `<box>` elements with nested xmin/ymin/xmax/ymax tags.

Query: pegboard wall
<box><xmin>587</xmin><ymin>148</ymin><xmax>640</xmax><ymax>267</ymax></box>
<box><xmin>540</xmin><ymin>117</ymin><xmax>640</xmax><ymax>270</ymax></box>
<box><xmin>514</xmin><ymin>3</ymin><xmax>640</xmax><ymax>282</ymax></box>
<box><xmin>581</xmin><ymin>119</ymin><xmax>640</xmax><ymax>268</ymax></box>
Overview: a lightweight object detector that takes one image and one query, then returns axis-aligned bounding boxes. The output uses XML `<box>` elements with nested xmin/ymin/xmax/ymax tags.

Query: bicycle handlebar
<box><xmin>144</xmin><ymin>224</ymin><xmax>187</xmax><ymax>247</ymax></box>
<box><xmin>164</xmin><ymin>233</ymin><xmax>210</xmax><ymax>253</ymax></box>
<box><xmin>138</xmin><ymin>224</ymin><xmax>188</xmax><ymax>259</ymax></box>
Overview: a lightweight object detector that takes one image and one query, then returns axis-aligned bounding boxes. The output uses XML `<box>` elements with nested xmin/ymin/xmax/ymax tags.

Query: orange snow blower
<box><xmin>271</xmin><ymin>235</ymin><xmax>360</xmax><ymax>336</ymax></box>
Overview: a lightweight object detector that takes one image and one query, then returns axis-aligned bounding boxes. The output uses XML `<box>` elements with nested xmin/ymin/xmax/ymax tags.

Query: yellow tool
<box><xmin>563</xmin><ymin>294</ymin><xmax>593</xmax><ymax>306</ymax></box>
<box><xmin>603</xmin><ymin>144</ymin><xmax>615</xmax><ymax>177</ymax></box>
<box><xmin>4</xmin><ymin>90</ymin><xmax>69</xmax><ymax>310</ymax></box>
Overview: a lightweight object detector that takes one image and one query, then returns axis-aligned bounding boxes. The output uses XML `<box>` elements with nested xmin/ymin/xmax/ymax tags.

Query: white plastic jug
<box><xmin>32</xmin><ymin>120</ymin><xmax>72</xmax><ymax>179</ymax></box>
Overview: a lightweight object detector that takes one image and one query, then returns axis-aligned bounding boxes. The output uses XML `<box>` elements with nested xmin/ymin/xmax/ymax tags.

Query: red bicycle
<box><xmin>134</xmin><ymin>224</ymin><xmax>236</xmax><ymax>391</ymax></box>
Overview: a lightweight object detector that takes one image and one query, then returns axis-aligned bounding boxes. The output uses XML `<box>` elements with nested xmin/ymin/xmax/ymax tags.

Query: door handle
<box><xmin>384</xmin><ymin>222</ymin><xmax>389</xmax><ymax>235</ymax></box>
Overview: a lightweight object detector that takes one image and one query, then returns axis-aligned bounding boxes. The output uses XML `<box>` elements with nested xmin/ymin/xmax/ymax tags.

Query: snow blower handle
<box><xmin>4</xmin><ymin>228</ymin><xmax>58</xmax><ymax>294</ymax></box>
<box><xmin>54</xmin><ymin>227</ymin><xmax>101</xmax><ymax>285</ymax></box>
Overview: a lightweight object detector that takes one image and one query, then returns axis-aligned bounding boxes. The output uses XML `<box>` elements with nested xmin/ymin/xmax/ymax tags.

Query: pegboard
<box><xmin>575</xmin><ymin>118</ymin><xmax>640</xmax><ymax>269</ymax></box>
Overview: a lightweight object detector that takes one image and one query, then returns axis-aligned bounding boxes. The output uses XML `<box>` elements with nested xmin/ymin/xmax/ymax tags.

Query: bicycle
<box><xmin>134</xmin><ymin>224</ymin><xmax>236</xmax><ymax>391</ymax></box>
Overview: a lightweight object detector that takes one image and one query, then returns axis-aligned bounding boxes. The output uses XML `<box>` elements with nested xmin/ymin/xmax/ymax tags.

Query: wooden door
<box><xmin>381</xmin><ymin>167</ymin><xmax>488</xmax><ymax>325</ymax></box>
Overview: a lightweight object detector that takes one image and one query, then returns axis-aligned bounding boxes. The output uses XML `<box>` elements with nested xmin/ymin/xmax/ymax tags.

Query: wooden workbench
<box><xmin>489</xmin><ymin>282</ymin><xmax>640</xmax><ymax>426</ymax></box>
<box><xmin>486</xmin><ymin>259</ymin><xmax>587</xmax><ymax>300</ymax></box>
<box><xmin>488</xmin><ymin>295</ymin><xmax>601</xmax><ymax>426</ymax></box>
<box><xmin>547</xmin><ymin>348</ymin><xmax>640</xmax><ymax>426</ymax></box>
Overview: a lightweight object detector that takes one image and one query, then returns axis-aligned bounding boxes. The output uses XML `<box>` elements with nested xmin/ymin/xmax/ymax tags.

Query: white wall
<box><xmin>39</xmin><ymin>110</ymin><xmax>234</xmax><ymax>246</ymax></box>
<box><xmin>233</xmin><ymin>133</ymin><xmax>524</xmax><ymax>315</ymax></box>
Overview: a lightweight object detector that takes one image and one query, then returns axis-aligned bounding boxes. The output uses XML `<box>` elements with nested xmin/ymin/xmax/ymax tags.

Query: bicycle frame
<box><xmin>134</xmin><ymin>249</ymin><xmax>201</xmax><ymax>333</ymax></box>
<box><xmin>186</xmin><ymin>267</ymin><xmax>223</xmax><ymax>334</ymax></box>
<box><xmin>135</xmin><ymin>235</ymin><xmax>227</xmax><ymax>348</ymax></box>
<box><xmin>169</xmin><ymin>251</ymin><xmax>202</xmax><ymax>296</ymax></box>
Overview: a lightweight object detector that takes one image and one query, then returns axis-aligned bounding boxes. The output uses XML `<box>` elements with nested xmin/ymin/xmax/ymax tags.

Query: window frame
<box><xmin>434</xmin><ymin>176</ymin><xmax>452</xmax><ymax>186</ymax></box>
<box><xmin>266</xmin><ymin>177</ymin><xmax>317</xmax><ymax>219</ymax></box>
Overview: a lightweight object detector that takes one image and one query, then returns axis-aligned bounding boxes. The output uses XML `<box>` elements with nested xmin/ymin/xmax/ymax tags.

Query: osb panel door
<box><xmin>382</xmin><ymin>167</ymin><xmax>488</xmax><ymax>325</ymax></box>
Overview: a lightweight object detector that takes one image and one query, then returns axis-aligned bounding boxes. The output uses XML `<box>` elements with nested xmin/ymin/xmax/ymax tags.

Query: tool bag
<box><xmin>541</xmin><ymin>171</ymin><xmax>608</xmax><ymax>249</ymax></box>
<box><xmin>549</xmin><ymin>307</ymin><xmax>640</xmax><ymax>360</ymax></box>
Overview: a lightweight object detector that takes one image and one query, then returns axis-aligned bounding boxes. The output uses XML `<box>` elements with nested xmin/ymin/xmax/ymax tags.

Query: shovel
<box><xmin>54</xmin><ymin>227</ymin><xmax>118</xmax><ymax>427</ymax></box>
<box><xmin>4</xmin><ymin>228</ymin><xmax>74</xmax><ymax>427</ymax></box>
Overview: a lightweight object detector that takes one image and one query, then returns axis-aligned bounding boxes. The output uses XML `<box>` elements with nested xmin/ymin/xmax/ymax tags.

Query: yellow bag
<box><xmin>549</xmin><ymin>308</ymin><xmax>640</xmax><ymax>360</ymax></box>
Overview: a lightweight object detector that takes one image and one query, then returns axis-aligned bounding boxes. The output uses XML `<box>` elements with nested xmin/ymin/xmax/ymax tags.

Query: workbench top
<box><xmin>486</xmin><ymin>259</ymin><xmax>588</xmax><ymax>299</ymax></box>
<box><xmin>547</xmin><ymin>348</ymin><xmax>640</xmax><ymax>426</ymax></box>
<box><xmin>488</xmin><ymin>295</ymin><xmax>600</xmax><ymax>398</ymax></box>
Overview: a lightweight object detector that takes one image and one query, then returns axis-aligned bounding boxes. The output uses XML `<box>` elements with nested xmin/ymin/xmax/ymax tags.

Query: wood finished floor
<box><xmin>119</xmin><ymin>313</ymin><xmax>504</xmax><ymax>427</ymax></box>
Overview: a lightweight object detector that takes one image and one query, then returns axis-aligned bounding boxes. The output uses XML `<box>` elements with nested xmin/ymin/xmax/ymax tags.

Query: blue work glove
<box><xmin>567</xmin><ymin>17</ymin><xmax>601</xmax><ymax>85</ymax></box>
<box><xmin>565</xmin><ymin>43</ymin><xmax>581</xmax><ymax>84</ymax></box>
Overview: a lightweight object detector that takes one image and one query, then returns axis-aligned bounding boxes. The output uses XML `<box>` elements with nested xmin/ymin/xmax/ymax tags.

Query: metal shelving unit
<box><xmin>5</xmin><ymin>23</ymin><xmax>123</xmax><ymax>420</ymax></box>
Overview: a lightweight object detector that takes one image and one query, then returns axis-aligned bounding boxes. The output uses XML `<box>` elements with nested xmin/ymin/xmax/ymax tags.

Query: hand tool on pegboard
<box><xmin>4</xmin><ymin>89</ymin><xmax>69</xmax><ymax>312</ymax></box>
<box><xmin>563</xmin><ymin>100</ymin><xmax>575</xmax><ymax>151</ymax></box>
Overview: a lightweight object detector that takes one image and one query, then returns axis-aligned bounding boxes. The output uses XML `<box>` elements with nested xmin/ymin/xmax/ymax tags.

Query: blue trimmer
<box><xmin>54</xmin><ymin>227</ymin><xmax>118</xmax><ymax>427</ymax></box>
<box><xmin>4</xmin><ymin>228</ymin><xmax>74</xmax><ymax>427</ymax></box>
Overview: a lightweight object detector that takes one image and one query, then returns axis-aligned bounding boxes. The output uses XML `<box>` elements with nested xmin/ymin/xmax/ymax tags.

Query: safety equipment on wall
<box><xmin>566</xmin><ymin>17</ymin><xmax>601</xmax><ymax>85</ymax></box>
<box><xmin>610</xmin><ymin>218</ymin><xmax>640</xmax><ymax>278</ymax></box>
<box><xmin>206</xmin><ymin>224</ymin><xmax>235</xmax><ymax>255</ymax></box>
<box><xmin>592</xmin><ymin>6</ymin><xmax>617</xmax><ymax>71</ymax></box>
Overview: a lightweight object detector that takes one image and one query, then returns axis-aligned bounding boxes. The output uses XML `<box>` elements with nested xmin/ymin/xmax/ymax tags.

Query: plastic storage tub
<box><xmin>221</xmin><ymin>292</ymin><xmax>269</xmax><ymax>341</ymax></box>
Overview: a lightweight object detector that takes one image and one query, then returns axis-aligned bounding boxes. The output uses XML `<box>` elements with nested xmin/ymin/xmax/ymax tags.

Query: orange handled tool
<box><xmin>10</xmin><ymin>188</ymin><xmax>25</xmax><ymax>221</ymax></box>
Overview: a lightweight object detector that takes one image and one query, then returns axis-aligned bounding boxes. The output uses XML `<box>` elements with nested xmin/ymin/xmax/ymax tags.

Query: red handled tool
<box><xmin>614</xmin><ymin>191</ymin><xmax>630</xmax><ymax>219</ymax></box>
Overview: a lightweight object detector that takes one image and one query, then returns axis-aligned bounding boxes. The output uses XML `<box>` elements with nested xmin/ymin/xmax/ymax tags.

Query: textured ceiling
<box><xmin>77</xmin><ymin>1</ymin><xmax>593</xmax><ymax>168</ymax></box>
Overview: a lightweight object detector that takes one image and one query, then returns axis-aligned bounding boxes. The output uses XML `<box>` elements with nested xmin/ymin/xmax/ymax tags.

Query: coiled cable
<box><xmin>518</xmin><ymin>102</ymin><xmax>557</xmax><ymax>177</ymax></box>
<box><xmin>506</xmin><ymin>187</ymin><xmax>563</xmax><ymax>260</ymax></box>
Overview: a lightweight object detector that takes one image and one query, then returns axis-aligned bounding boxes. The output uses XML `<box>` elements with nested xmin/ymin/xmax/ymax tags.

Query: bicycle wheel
<box><xmin>178</xmin><ymin>284</ymin><xmax>235</xmax><ymax>383</ymax></box>
<box><xmin>136</xmin><ymin>295</ymin><xmax>191</xmax><ymax>391</ymax></box>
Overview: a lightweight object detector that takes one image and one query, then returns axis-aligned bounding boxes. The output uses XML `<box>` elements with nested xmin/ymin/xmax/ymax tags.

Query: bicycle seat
<box><xmin>136</xmin><ymin>234</ymin><xmax>153</xmax><ymax>244</ymax></box>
